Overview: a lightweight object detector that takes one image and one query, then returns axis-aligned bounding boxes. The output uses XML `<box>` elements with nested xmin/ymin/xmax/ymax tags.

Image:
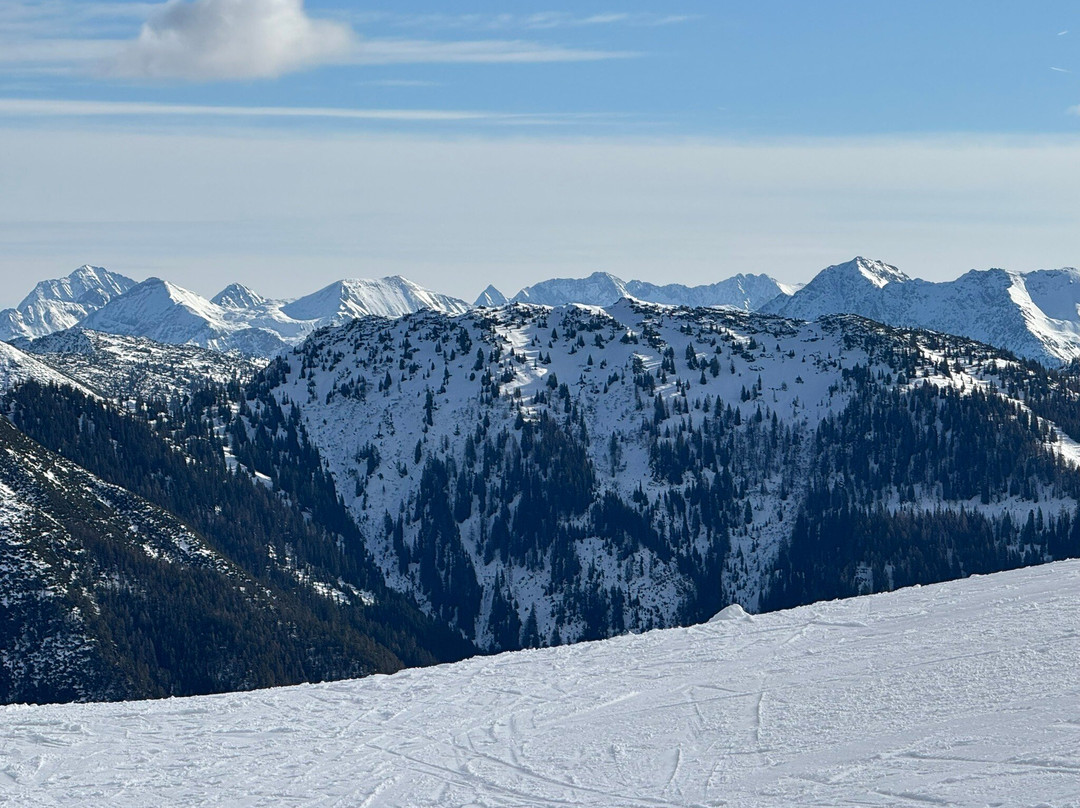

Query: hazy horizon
<box><xmin>2</xmin><ymin>1</ymin><xmax>1077</xmax><ymax>307</ymax></box>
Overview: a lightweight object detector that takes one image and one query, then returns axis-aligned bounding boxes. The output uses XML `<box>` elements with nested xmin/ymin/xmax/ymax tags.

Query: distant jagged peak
<box><xmin>474</xmin><ymin>285</ymin><xmax>508</xmax><ymax>307</ymax></box>
<box><xmin>822</xmin><ymin>257</ymin><xmax>911</xmax><ymax>289</ymax></box>
<box><xmin>511</xmin><ymin>272</ymin><xmax>630</xmax><ymax>306</ymax></box>
<box><xmin>19</xmin><ymin>264</ymin><xmax>136</xmax><ymax>308</ymax></box>
<box><xmin>510</xmin><ymin>270</ymin><xmax>792</xmax><ymax>310</ymax></box>
<box><xmin>212</xmin><ymin>283</ymin><xmax>267</xmax><ymax>310</ymax></box>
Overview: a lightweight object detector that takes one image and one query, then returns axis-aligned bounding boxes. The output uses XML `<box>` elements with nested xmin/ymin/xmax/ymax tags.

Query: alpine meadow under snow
<box><xmin>2</xmin><ymin>560</ymin><xmax>1078</xmax><ymax>807</ymax></box>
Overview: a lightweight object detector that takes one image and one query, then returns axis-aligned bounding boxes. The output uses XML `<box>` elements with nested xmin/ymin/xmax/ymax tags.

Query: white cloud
<box><xmin>107</xmin><ymin>0</ymin><xmax>356</xmax><ymax>80</ymax></box>
<box><xmin>1</xmin><ymin>0</ymin><xmax>634</xmax><ymax>80</ymax></box>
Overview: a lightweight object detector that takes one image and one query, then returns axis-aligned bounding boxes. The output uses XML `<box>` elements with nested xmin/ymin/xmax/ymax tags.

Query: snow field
<box><xmin>2</xmin><ymin>560</ymin><xmax>1079</xmax><ymax>807</ymax></box>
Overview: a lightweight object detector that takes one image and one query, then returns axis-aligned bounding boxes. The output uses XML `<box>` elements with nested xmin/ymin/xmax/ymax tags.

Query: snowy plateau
<box><xmin>2</xmin><ymin>560</ymin><xmax>1079</xmax><ymax>807</ymax></box>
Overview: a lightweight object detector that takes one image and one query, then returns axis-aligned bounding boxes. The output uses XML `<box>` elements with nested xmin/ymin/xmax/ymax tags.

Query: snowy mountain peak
<box><xmin>838</xmin><ymin>257</ymin><xmax>911</xmax><ymax>288</ymax></box>
<box><xmin>474</xmin><ymin>285</ymin><xmax>508</xmax><ymax>307</ymax></box>
<box><xmin>281</xmin><ymin>276</ymin><xmax>470</xmax><ymax>323</ymax></box>
<box><xmin>0</xmin><ymin>265</ymin><xmax>137</xmax><ymax>342</ymax></box>
<box><xmin>211</xmin><ymin>283</ymin><xmax>267</xmax><ymax>309</ymax></box>
<box><xmin>20</xmin><ymin>264</ymin><xmax>135</xmax><ymax>308</ymax></box>
<box><xmin>80</xmin><ymin>278</ymin><xmax>238</xmax><ymax>348</ymax></box>
<box><xmin>766</xmin><ymin>259</ymin><xmax>1080</xmax><ymax>364</ymax></box>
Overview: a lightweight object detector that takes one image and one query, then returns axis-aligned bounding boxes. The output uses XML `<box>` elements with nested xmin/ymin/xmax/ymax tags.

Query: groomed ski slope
<box><xmin>3</xmin><ymin>562</ymin><xmax>1080</xmax><ymax>807</ymax></box>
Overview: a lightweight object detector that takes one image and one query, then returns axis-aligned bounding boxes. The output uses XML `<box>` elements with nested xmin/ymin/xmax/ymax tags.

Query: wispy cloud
<box><xmin>0</xmin><ymin>97</ymin><xmax>617</xmax><ymax>126</ymax></box>
<box><xmin>0</xmin><ymin>1</ymin><xmax>157</xmax><ymax>48</ymax></box>
<box><xmin>347</xmin><ymin>39</ymin><xmax>633</xmax><ymax>66</ymax></box>
<box><xmin>1051</xmin><ymin>67</ymin><xmax>1071</xmax><ymax>73</ymax></box>
<box><xmin>345</xmin><ymin>11</ymin><xmax>698</xmax><ymax>31</ymax></box>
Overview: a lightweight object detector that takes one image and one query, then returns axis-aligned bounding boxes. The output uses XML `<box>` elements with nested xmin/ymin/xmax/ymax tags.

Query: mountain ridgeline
<box><xmin>10</xmin><ymin>258</ymin><xmax>1080</xmax><ymax>366</ymax></box>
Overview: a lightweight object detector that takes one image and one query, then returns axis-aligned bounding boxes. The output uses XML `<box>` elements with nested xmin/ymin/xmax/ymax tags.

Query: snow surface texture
<box><xmin>766</xmin><ymin>257</ymin><xmax>1080</xmax><ymax>365</ymax></box>
<box><xmin>2</xmin><ymin>560</ymin><xmax>1079</xmax><ymax>807</ymax></box>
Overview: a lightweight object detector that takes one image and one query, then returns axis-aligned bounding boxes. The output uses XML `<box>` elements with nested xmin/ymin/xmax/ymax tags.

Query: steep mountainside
<box><xmin>511</xmin><ymin>270</ymin><xmax>792</xmax><ymax>310</ymax></box>
<box><xmin>245</xmin><ymin>300</ymin><xmax>1080</xmax><ymax>651</ymax></box>
<box><xmin>79</xmin><ymin>278</ymin><xmax>291</xmax><ymax>356</ymax></box>
<box><xmin>0</xmin><ymin>266</ymin><xmax>136</xmax><ymax>341</ymax></box>
<box><xmin>766</xmin><ymin>257</ymin><xmax>1080</xmax><ymax>365</ymax></box>
<box><xmin>0</xmin><ymin>381</ymin><xmax>472</xmax><ymax>705</ymax></box>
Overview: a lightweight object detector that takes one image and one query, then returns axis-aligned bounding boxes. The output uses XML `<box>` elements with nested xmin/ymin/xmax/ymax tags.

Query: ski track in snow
<box><xmin>2</xmin><ymin>561</ymin><xmax>1080</xmax><ymax>807</ymax></box>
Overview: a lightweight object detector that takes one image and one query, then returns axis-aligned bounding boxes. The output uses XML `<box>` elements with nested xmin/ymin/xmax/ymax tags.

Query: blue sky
<box><xmin>0</xmin><ymin>0</ymin><xmax>1078</xmax><ymax>303</ymax></box>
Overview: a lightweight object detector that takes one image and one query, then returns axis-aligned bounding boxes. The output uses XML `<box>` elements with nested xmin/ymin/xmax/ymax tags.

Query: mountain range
<box><xmin>7</xmin><ymin>257</ymin><xmax>1080</xmax><ymax>366</ymax></box>
<box><xmin>2</xmin><ymin>283</ymin><xmax>1080</xmax><ymax>701</ymax></box>
<box><xmin>763</xmin><ymin>257</ymin><xmax>1080</xmax><ymax>365</ymax></box>
<box><xmin>499</xmin><ymin>270</ymin><xmax>795</xmax><ymax>310</ymax></box>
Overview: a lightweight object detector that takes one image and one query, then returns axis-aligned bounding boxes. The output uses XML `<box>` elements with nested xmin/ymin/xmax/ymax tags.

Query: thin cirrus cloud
<box><xmin>0</xmin><ymin>97</ymin><xmax>617</xmax><ymax>127</ymax></box>
<box><xmin>347</xmin><ymin>11</ymin><xmax>697</xmax><ymax>31</ymax></box>
<box><xmin>100</xmin><ymin>0</ymin><xmax>633</xmax><ymax>81</ymax></box>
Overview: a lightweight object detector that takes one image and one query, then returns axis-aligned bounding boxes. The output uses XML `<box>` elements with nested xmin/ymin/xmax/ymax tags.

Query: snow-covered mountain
<box><xmin>21</xmin><ymin>328</ymin><xmax>262</xmax><ymax>400</ymax></box>
<box><xmin>0</xmin><ymin>414</ymin><xmax>237</xmax><ymax>703</ymax></box>
<box><xmin>5</xmin><ymin>559</ymin><xmax>1078</xmax><ymax>806</ymax></box>
<box><xmin>765</xmin><ymin>257</ymin><xmax>1080</xmax><ymax>365</ymax></box>
<box><xmin>510</xmin><ymin>270</ymin><xmax>793</xmax><ymax>310</ymax></box>
<box><xmin>79</xmin><ymin>277</ymin><xmax>290</xmax><ymax>356</ymax></box>
<box><xmin>0</xmin><ymin>379</ymin><xmax>472</xmax><ymax>705</ymax></box>
<box><xmin>474</xmin><ymin>284</ymin><xmax>508</xmax><ymax>307</ymax></box>
<box><xmin>0</xmin><ymin>265</ymin><xmax>136</xmax><ymax>341</ymax></box>
<box><xmin>246</xmin><ymin>298</ymin><xmax>1080</xmax><ymax>651</ymax></box>
<box><xmin>211</xmin><ymin>282</ymin><xmax>266</xmax><ymax>309</ymax></box>
<box><xmin>75</xmin><ymin>275</ymin><xmax>470</xmax><ymax>357</ymax></box>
